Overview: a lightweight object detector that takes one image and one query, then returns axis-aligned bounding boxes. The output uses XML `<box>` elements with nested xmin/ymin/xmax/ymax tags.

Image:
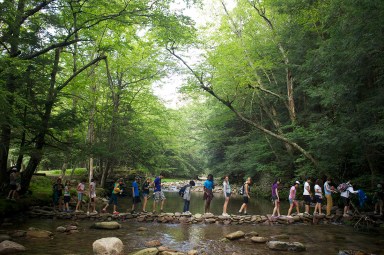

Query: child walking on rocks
<box><xmin>63</xmin><ymin>180</ymin><xmax>71</xmax><ymax>212</ymax></box>
<box><xmin>287</xmin><ymin>181</ymin><xmax>300</xmax><ymax>217</ymax></box>
<box><xmin>75</xmin><ymin>179</ymin><xmax>86</xmax><ymax>212</ymax></box>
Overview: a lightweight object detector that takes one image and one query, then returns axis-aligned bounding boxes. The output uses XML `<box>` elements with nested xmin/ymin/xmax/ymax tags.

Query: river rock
<box><xmin>26</xmin><ymin>229</ymin><xmax>53</xmax><ymax>239</ymax></box>
<box><xmin>187</xmin><ymin>250</ymin><xmax>198</xmax><ymax>255</ymax></box>
<box><xmin>251</xmin><ymin>236</ymin><xmax>268</xmax><ymax>243</ymax></box>
<box><xmin>161</xmin><ymin>252</ymin><xmax>184</xmax><ymax>255</ymax></box>
<box><xmin>92</xmin><ymin>237</ymin><xmax>123</xmax><ymax>255</ymax></box>
<box><xmin>137</xmin><ymin>227</ymin><xmax>148</xmax><ymax>231</ymax></box>
<box><xmin>145</xmin><ymin>240</ymin><xmax>162</xmax><ymax>247</ymax></box>
<box><xmin>194</xmin><ymin>214</ymin><xmax>202</xmax><ymax>219</ymax></box>
<box><xmin>267</xmin><ymin>241</ymin><xmax>306</xmax><ymax>252</ymax></box>
<box><xmin>56</xmin><ymin>226</ymin><xmax>66</xmax><ymax>233</ymax></box>
<box><xmin>92</xmin><ymin>222</ymin><xmax>121</xmax><ymax>230</ymax></box>
<box><xmin>0</xmin><ymin>240</ymin><xmax>26</xmax><ymax>254</ymax></box>
<box><xmin>225</xmin><ymin>231</ymin><xmax>245</xmax><ymax>240</ymax></box>
<box><xmin>245</xmin><ymin>231</ymin><xmax>259</xmax><ymax>237</ymax></box>
<box><xmin>130</xmin><ymin>247</ymin><xmax>159</xmax><ymax>255</ymax></box>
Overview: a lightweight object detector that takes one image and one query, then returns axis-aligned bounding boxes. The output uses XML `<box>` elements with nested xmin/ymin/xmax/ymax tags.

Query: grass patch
<box><xmin>37</xmin><ymin>168</ymin><xmax>87</xmax><ymax>176</ymax></box>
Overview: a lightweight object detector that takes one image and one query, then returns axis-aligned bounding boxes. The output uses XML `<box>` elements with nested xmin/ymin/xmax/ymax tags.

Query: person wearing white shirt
<box><xmin>303</xmin><ymin>177</ymin><xmax>312</xmax><ymax>215</ymax></box>
<box><xmin>340</xmin><ymin>181</ymin><xmax>358</xmax><ymax>217</ymax></box>
<box><xmin>313</xmin><ymin>179</ymin><xmax>324</xmax><ymax>215</ymax></box>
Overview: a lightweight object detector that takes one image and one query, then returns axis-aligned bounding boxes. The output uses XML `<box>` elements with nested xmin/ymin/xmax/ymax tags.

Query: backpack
<box><xmin>179</xmin><ymin>185</ymin><xmax>188</xmax><ymax>197</ymax></box>
<box><xmin>337</xmin><ymin>183</ymin><xmax>349</xmax><ymax>192</ymax></box>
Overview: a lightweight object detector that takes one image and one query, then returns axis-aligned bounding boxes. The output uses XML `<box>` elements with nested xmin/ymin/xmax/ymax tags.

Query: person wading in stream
<box><xmin>203</xmin><ymin>174</ymin><xmax>215</xmax><ymax>214</ymax></box>
<box><xmin>238</xmin><ymin>177</ymin><xmax>252</xmax><ymax>215</ymax></box>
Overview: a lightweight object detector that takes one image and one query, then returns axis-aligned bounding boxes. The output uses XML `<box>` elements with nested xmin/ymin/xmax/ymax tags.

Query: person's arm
<box><xmin>349</xmin><ymin>186</ymin><xmax>358</xmax><ymax>194</ymax></box>
<box><xmin>275</xmin><ymin>186</ymin><xmax>279</xmax><ymax>200</ymax></box>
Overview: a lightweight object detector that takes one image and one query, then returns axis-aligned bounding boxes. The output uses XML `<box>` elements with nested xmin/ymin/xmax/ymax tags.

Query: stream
<box><xmin>1</xmin><ymin>192</ymin><xmax>383</xmax><ymax>254</ymax></box>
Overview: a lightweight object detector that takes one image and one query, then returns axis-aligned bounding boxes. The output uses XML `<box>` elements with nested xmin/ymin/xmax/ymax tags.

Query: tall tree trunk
<box><xmin>0</xmin><ymin>0</ymin><xmax>26</xmax><ymax>188</ymax></box>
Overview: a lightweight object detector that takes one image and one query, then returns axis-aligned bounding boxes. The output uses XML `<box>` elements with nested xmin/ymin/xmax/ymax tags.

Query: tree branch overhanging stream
<box><xmin>166</xmin><ymin>47</ymin><xmax>317</xmax><ymax>166</ymax></box>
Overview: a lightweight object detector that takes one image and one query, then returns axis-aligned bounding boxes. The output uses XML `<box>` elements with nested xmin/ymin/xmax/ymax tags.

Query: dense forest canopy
<box><xmin>0</xmin><ymin>0</ymin><xmax>383</xmax><ymax>192</ymax></box>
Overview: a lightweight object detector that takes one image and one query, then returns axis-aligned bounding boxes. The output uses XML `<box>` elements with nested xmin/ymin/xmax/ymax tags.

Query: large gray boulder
<box><xmin>225</xmin><ymin>231</ymin><xmax>245</xmax><ymax>240</ymax></box>
<box><xmin>267</xmin><ymin>241</ymin><xmax>306</xmax><ymax>252</ymax></box>
<box><xmin>93</xmin><ymin>237</ymin><xmax>123</xmax><ymax>255</ymax></box>
<box><xmin>0</xmin><ymin>240</ymin><xmax>26</xmax><ymax>254</ymax></box>
<box><xmin>92</xmin><ymin>222</ymin><xmax>121</xmax><ymax>230</ymax></box>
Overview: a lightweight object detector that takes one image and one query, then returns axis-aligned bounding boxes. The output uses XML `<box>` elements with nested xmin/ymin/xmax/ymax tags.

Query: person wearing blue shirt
<box><xmin>131</xmin><ymin>177</ymin><xmax>141</xmax><ymax>213</ymax></box>
<box><xmin>203</xmin><ymin>174</ymin><xmax>215</xmax><ymax>214</ymax></box>
<box><xmin>152</xmin><ymin>174</ymin><xmax>166</xmax><ymax>213</ymax></box>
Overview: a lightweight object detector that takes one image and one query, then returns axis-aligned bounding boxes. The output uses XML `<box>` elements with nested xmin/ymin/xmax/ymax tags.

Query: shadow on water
<box><xmin>3</xmin><ymin>192</ymin><xmax>384</xmax><ymax>255</ymax></box>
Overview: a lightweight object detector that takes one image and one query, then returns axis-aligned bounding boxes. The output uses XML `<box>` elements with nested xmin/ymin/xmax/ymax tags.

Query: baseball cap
<box><xmin>295</xmin><ymin>181</ymin><xmax>300</xmax><ymax>185</ymax></box>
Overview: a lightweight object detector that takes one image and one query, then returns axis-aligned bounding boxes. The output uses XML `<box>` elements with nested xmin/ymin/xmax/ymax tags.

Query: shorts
<box><xmin>315</xmin><ymin>195</ymin><xmax>322</xmax><ymax>204</ymax></box>
<box><xmin>64</xmin><ymin>195</ymin><xmax>71</xmax><ymax>203</ymax></box>
<box><xmin>90</xmin><ymin>192</ymin><xmax>96</xmax><ymax>199</ymax></box>
<box><xmin>153</xmin><ymin>191</ymin><xmax>166</xmax><ymax>201</ymax></box>
<box><xmin>272</xmin><ymin>195</ymin><xmax>279</xmax><ymax>202</ymax></box>
<box><xmin>133</xmin><ymin>196</ymin><xmax>141</xmax><ymax>204</ymax></box>
<box><xmin>143</xmin><ymin>192</ymin><xmax>150</xmax><ymax>198</ymax></box>
<box><xmin>303</xmin><ymin>195</ymin><xmax>311</xmax><ymax>205</ymax></box>
<box><xmin>243</xmin><ymin>196</ymin><xmax>249</xmax><ymax>204</ymax></box>
<box><xmin>225</xmin><ymin>192</ymin><xmax>231</xmax><ymax>198</ymax></box>
<box><xmin>77</xmin><ymin>193</ymin><xmax>83</xmax><ymax>201</ymax></box>
<box><xmin>109</xmin><ymin>193</ymin><xmax>118</xmax><ymax>205</ymax></box>
<box><xmin>289</xmin><ymin>198</ymin><xmax>298</xmax><ymax>206</ymax></box>
<box><xmin>9</xmin><ymin>184</ymin><xmax>17</xmax><ymax>191</ymax></box>
<box><xmin>341</xmin><ymin>196</ymin><xmax>350</xmax><ymax>207</ymax></box>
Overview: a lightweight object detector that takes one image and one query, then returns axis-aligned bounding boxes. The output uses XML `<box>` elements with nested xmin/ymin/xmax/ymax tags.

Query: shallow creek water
<box><xmin>2</xmin><ymin>192</ymin><xmax>384</xmax><ymax>255</ymax></box>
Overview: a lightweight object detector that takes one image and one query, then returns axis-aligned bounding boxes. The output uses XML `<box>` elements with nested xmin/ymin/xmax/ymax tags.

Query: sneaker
<box><xmin>244</xmin><ymin>212</ymin><xmax>247</xmax><ymax>215</ymax></box>
<box><xmin>87</xmin><ymin>211</ymin><xmax>90</xmax><ymax>216</ymax></box>
<box><xmin>142</xmin><ymin>210</ymin><xmax>148</xmax><ymax>213</ymax></box>
<box><xmin>113</xmin><ymin>211</ymin><xmax>120</xmax><ymax>215</ymax></box>
<box><xmin>287</xmin><ymin>215</ymin><xmax>293</xmax><ymax>218</ymax></box>
<box><xmin>222</xmin><ymin>213</ymin><xmax>229</xmax><ymax>217</ymax></box>
<box><xmin>75</xmin><ymin>210</ymin><xmax>81</xmax><ymax>213</ymax></box>
<box><xmin>92</xmin><ymin>210</ymin><xmax>98</xmax><ymax>214</ymax></box>
<box><xmin>343</xmin><ymin>214</ymin><xmax>349</xmax><ymax>217</ymax></box>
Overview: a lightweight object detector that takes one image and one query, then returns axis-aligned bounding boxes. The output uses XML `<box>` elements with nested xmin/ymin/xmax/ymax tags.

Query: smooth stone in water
<box><xmin>267</xmin><ymin>241</ymin><xmax>306</xmax><ymax>252</ymax></box>
<box><xmin>0</xmin><ymin>240</ymin><xmax>26</xmax><ymax>254</ymax></box>
<box><xmin>93</xmin><ymin>237</ymin><xmax>123</xmax><ymax>255</ymax></box>
<box><xmin>26</xmin><ymin>229</ymin><xmax>53</xmax><ymax>239</ymax></box>
<box><xmin>251</xmin><ymin>236</ymin><xmax>268</xmax><ymax>243</ymax></box>
<box><xmin>92</xmin><ymin>222</ymin><xmax>121</xmax><ymax>230</ymax></box>
<box><xmin>225</xmin><ymin>231</ymin><xmax>245</xmax><ymax>240</ymax></box>
<box><xmin>56</xmin><ymin>226</ymin><xmax>66</xmax><ymax>233</ymax></box>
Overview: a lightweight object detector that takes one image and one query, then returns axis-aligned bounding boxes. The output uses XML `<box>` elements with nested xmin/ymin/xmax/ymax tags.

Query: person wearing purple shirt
<box><xmin>271</xmin><ymin>178</ymin><xmax>281</xmax><ymax>217</ymax></box>
<box><xmin>152</xmin><ymin>174</ymin><xmax>166</xmax><ymax>213</ymax></box>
